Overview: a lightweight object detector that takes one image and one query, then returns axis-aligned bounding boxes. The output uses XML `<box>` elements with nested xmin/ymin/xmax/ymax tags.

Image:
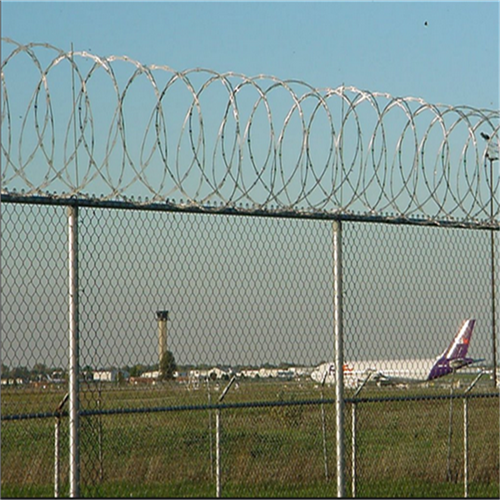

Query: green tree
<box><xmin>1</xmin><ymin>364</ymin><xmax>9</xmax><ymax>379</ymax></box>
<box><xmin>11</xmin><ymin>366</ymin><xmax>30</xmax><ymax>382</ymax></box>
<box><xmin>159</xmin><ymin>351</ymin><xmax>177</xmax><ymax>380</ymax></box>
<box><xmin>32</xmin><ymin>363</ymin><xmax>47</xmax><ymax>376</ymax></box>
<box><xmin>116</xmin><ymin>370</ymin><xmax>126</xmax><ymax>385</ymax></box>
<box><xmin>129</xmin><ymin>364</ymin><xmax>145</xmax><ymax>378</ymax></box>
<box><xmin>82</xmin><ymin>365</ymin><xmax>94</xmax><ymax>381</ymax></box>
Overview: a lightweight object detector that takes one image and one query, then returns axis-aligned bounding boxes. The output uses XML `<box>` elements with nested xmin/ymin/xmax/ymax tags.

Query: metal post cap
<box><xmin>156</xmin><ymin>310</ymin><xmax>169</xmax><ymax>321</ymax></box>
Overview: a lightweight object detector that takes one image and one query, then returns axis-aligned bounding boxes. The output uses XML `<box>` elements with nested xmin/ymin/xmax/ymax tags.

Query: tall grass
<box><xmin>1</xmin><ymin>380</ymin><xmax>499</xmax><ymax>498</ymax></box>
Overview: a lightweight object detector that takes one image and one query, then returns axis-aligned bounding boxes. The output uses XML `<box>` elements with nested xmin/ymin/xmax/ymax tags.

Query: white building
<box><xmin>93</xmin><ymin>368</ymin><xmax>129</xmax><ymax>382</ymax></box>
<box><xmin>188</xmin><ymin>366</ymin><xmax>234</xmax><ymax>382</ymax></box>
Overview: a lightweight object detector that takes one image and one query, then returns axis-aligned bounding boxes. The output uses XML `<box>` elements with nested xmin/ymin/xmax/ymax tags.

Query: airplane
<box><xmin>311</xmin><ymin>319</ymin><xmax>482</xmax><ymax>388</ymax></box>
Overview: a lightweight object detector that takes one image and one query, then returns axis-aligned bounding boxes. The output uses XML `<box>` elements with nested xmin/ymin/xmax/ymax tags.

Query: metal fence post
<box><xmin>463</xmin><ymin>397</ymin><xmax>468</xmax><ymax>498</ymax></box>
<box><xmin>207</xmin><ymin>378</ymin><xmax>214</xmax><ymax>479</ymax></box>
<box><xmin>320</xmin><ymin>374</ymin><xmax>329</xmax><ymax>482</ymax></box>
<box><xmin>446</xmin><ymin>386</ymin><xmax>454</xmax><ymax>482</ymax></box>
<box><xmin>351</xmin><ymin>402</ymin><xmax>357</xmax><ymax>497</ymax></box>
<box><xmin>68</xmin><ymin>205</ymin><xmax>80</xmax><ymax>498</ymax></box>
<box><xmin>97</xmin><ymin>383</ymin><xmax>104</xmax><ymax>482</ymax></box>
<box><xmin>489</xmin><ymin>156</ymin><xmax>497</xmax><ymax>388</ymax></box>
<box><xmin>54</xmin><ymin>393</ymin><xmax>69</xmax><ymax>498</ymax></box>
<box><xmin>216</xmin><ymin>376</ymin><xmax>236</xmax><ymax>498</ymax></box>
<box><xmin>54</xmin><ymin>415</ymin><xmax>61</xmax><ymax>498</ymax></box>
<box><xmin>333</xmin><ymin>219</ymin><xmax>345</xmax><ymax>498</ymax></box>
<box><xmin>215</xmin><ymin>408</ymin><xmax>222</xmax><ymax>498</ymax></box>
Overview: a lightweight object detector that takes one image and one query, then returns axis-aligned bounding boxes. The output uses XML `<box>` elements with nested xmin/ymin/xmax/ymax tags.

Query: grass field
<box><xmin>1</xmin><ymin>378</ymin><xmax>499</xmax><ymax>498</ymax></box>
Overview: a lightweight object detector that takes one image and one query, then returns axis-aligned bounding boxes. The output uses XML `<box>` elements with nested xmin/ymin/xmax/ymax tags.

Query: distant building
<box><xmin>1</xmin><ymin>378</ymin><xmax>25</xmax><ymax>386</ymax></box>
<box><xmin>189</xmin><ymin>367</ymin><xmax>234</xmax><ymax>381</ymax></box>
<box><xmin>93</xmin><ymin>368</ymin><xmax>129</xmax><ymax>382</ymax></box>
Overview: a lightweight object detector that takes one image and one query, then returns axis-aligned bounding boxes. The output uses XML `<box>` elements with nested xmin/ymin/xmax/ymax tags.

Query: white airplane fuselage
<box><xmin>311</xmin><ymin>358</ymin><xmax>439</xmax><ymax>388</ymax></box>
<box><xmin>311</xmin><ymin>319</ymin><xmax>479</xmax><ymax>388</ymax></box>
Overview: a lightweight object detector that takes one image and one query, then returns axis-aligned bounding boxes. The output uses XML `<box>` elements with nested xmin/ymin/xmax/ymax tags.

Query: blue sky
<box><xmin>2</xmin><ymin>1</ymin><xmax>499</xmax><ymax>109</ymax></box>
<box><xmin>1</xmin><ymin>2</ymin><xmax>498</xmax><ymax>369</ymax></box>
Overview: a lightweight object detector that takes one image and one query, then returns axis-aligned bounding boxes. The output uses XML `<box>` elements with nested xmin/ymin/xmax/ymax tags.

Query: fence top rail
<box><xmin>2</xmin><ymin>39</ymin><xmax>499</xmax><ymax>225</ymax></box>
<box><xmin>1</xmin><ymin>192</ymin><xmax>499</xmax><ymax>231</ymax></box>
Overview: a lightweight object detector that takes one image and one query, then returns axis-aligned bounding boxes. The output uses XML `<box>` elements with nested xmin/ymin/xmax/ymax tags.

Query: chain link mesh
<box><xmin>342</xmin><ymin>222</ymin><xmax>499</xmax><ymax>498</ymax></box>
<box><xmin>1</xmin><ymin>203</ymin><xmax>69</xmax><ymax>496</ymax></box>
<box><xmin>1</xmin><ymin>202</ymin><xmax>498</xmax><ymax>497</ymax></box>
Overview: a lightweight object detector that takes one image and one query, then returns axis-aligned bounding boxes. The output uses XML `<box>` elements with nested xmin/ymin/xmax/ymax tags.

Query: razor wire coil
<box><xmin>1</xmin><ymin>39</ymin><xmax>499</xmax><ymax>225</ymax></box>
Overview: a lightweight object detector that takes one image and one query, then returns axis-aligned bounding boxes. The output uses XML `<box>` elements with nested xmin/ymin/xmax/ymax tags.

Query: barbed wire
<box><xmin>1</xmin><ymin>39</ymin><xmax>499</xmax><ymax>225</ymax></box>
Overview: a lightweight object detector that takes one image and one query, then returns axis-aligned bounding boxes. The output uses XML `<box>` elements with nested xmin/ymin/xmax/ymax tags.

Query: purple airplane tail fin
<box><xmin>427</xmin><ymin>319</ymin><xmax>476</xmax><ymax>381</ymax></box>
<box><xmin>443</xmin><ymin>318</ymin><xmax>475</xmax><ymax>360</ymax></box>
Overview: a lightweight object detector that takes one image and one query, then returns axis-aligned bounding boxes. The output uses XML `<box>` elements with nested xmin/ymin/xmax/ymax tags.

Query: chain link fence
<box><xmin>342</xmin><ymin>222</ymin><xmax>499</xmax><ymax>498</ymax></box>
<box><xmin>2</xmin><ymin>38</ymin><xmax>499</xmax><ymax>499</ymax></box>
<box><xmin>1</xmin><ymin>199</ymin><xmax>498</xmax><ymax>497</ymax></box>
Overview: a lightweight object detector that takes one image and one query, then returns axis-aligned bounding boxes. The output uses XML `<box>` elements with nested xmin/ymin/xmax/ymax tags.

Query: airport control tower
<box><xmin>156</xmin><ymin>310</ymin><xmax>169</xmax><ymax>366</ymax></box>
